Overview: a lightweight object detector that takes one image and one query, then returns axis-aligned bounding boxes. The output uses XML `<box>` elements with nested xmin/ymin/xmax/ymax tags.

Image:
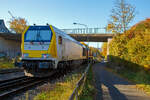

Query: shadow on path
<box><xmin>93</xmin><ymin>62</ymin><xmax>149</xmax><ymax>100</ymax></box>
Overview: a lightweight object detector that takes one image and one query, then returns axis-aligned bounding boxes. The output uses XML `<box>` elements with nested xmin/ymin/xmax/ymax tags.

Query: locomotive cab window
<box><xmin>58</xmin><ymin>36</ymin><xmax>62</xmax><ymax>44</ymax></box>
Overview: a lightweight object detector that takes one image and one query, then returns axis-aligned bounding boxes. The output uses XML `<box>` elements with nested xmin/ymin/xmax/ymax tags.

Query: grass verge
<box><xmin>34</xmin><ymin>70</ymin><xmax>83</xmax><ymax>100</ymax></box>
<box><xmin>79</xmin><ymin>65</ymin><xmax>96</xmax><ymax>100</ymax></box>
<box><xmin>106</xmin><ymin>64</ymin><xmax>150</xmax><ymax>95</ymax></box>
<box><xmin>0</xmin><ymin>58</ymin><xmax>14</xmax><ymax>69</ymax></box>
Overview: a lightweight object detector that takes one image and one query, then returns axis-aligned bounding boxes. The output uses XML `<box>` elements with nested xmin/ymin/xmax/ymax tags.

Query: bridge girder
<box><xmin>68</xmin><ymin>34</ymin><xmax>114</xmax><ymax>42</ymax></box>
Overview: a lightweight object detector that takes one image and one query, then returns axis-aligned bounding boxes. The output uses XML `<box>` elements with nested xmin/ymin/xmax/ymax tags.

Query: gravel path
<box><xmin>92</xmin><ymin>62</ymin><xmax>150</xmax><ymax>100</ymax></box>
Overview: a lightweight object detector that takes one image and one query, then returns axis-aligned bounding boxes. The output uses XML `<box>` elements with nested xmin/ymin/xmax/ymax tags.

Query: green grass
<box><xmin>34</xmin><ymin>65</ymin><xmax>97</xmax><ymax>100</ymax></box>
<box><xmin>0</xmin><ymin>58</ymin><xmax>15</xmax><ymax>69</ymax></box>
<box><xmin>79</xmin><ymin>66</ymin><xmax>96</xmax><ymax>100</ymax></box>
<box><xmin>121</xmin><ymin>70</ymin><xmax>150</xmax><ymax>95</ymax></box>
<box><xmin>34</xmin><ymin>71</ymin><xmax>82</xmax><ymax>100</ymax></box>
<box><xmin>106</xmin><ymin>66</ymin><xmax>150</xmax><ymax>95</ymax></box>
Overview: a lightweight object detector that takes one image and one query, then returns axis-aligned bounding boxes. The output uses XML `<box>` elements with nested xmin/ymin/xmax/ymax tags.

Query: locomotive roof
<box><xmin>52</xmin><ymin>25</ymin><xmax>87</xmax><ymax>48</ymax></box>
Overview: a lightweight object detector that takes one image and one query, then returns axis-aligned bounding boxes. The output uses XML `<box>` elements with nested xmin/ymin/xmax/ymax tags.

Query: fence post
<box><xmin>75</xmin><ymin>86</ymin><xmax>78</xmax><ymax>100</ymax></box>
<box><xmin>69</xmin><ymin>64</ymin><xmax>91</xmax><ymax>100</ymax></box>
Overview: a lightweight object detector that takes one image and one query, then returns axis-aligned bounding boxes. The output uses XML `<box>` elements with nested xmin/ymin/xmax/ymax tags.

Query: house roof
<box><xmin>0</xmin><ymin>32</ymin><xmax>21</xmax><ymax>41</ymax></box>
<box><xmin>0</xmin><ymin>20</ymin><xmax>21</xmax><ymax>41</ymax></box>
<box><xmin>0</xmin><ymin>20</ymin><xmax>10</xmax><ymax>33</ymax></box>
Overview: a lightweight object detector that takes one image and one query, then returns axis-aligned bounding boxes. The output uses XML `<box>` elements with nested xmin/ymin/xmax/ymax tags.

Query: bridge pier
<box><xmin>107</xmin><ymin>38</ymin><xmax>112</xmax><ymax>61</ymax></box>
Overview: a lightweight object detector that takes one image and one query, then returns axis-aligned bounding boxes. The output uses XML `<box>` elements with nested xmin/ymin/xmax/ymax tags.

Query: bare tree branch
<box><xmin>107</xmin><ymin>0</ymin><xmax>136</xmax><ymax>33</ymax></box>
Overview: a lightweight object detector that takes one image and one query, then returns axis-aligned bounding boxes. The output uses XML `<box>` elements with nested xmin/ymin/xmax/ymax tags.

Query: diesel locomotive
<box><xmin>21</xmin><ymin>25</ymin><xmax>89</xmax><ymax>77</ymax></box>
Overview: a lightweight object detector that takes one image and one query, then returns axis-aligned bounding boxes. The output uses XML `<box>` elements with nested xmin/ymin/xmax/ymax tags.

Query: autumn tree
<box><xmin>109</xmin><ymin>18</ymin><xmax>150</xmax><ymax>71</ymax></box>
<box><xmin>101</xmin><ymin>42</ymin><xmax>107</xmax><ymax>58</ymax></box>
<box><xmin>107</xmin><ymin>0</ymin><xmax>136</xmax><ymax>33</ymax></box>
<box><xmin>8</xmin><ymin>17</ymin><xmax>28</xmax><ymax>33</ymax></box>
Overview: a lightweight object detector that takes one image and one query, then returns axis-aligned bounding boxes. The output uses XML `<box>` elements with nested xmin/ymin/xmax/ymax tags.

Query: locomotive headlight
<box><xmin>22</xmin><ymin>53</ymin><xmax>29</xmax><ymax>58</ymax></box>
<box><xmin>42</xmin><ymin>54</ymin><xmax>50</xmax><ymax>58</ymax></box>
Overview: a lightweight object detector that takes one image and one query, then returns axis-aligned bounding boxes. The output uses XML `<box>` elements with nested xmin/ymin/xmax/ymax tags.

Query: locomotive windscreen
<box><xmin>24</xmin><ymin>26</ymin><xmax>52</xmax><ymax>42</ymax></box>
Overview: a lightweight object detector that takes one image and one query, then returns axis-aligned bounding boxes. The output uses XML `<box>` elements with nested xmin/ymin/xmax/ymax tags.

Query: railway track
<box><xmin>0</xmin><ymin>68</ymin><xmax>71</xmax><ymax>99</ymax></box>
<box><xmin>0</xmin><ymin>76</ymin><xmax>26</xmax><ymax>84</ymax></box>
<box><xmin>0</xmin><ymin>76</ymin><xmax>46</xmax><ymax>99</ymax></box>
<box><xmin>0</xmin><ymin>68</ymin><xmax>23</xmax><ymax>74</ymax></box>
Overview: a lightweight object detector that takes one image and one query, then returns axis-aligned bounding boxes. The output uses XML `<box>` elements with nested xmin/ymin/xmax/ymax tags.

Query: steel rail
<box><xmin>0</xmin><ymin>77</ymin><xmax>34</xmax><ymax>91</ymax></box>
<box><xmin>0</xmin><ymin>76</ymin><xmax>27</xmax><ymax>84</ymax></box>
<box><xmin>0</xmin><ymin>79</ymin><xmax>44</xmax><ymax>99</ymax></box>
<box><xmin>0</xmin><ymin>71</ymin><xmax>58</xmax><ymax>99</ymax></box>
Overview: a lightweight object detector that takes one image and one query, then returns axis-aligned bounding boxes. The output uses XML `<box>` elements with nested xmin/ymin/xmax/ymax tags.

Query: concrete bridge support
<box><xmin>107</xmin><ymin>38</ymin><xmax>112</xmax><ymax>61</ymax></box>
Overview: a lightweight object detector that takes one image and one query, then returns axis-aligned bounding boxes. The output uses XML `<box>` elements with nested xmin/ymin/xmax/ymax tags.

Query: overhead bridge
<box><xmin>62</xmin><ymin>28</ymin><xmax>114</xmax><ymax>42</ymax></box>
<box><xmin>68</xmin><ymin>34</ymin><xmax>113</xmax><ymax>42</ymax></box>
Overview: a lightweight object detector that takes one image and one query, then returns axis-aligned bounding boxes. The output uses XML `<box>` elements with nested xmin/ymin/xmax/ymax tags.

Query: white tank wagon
<box><xmin>20</xmin><ymin>25</ymin><xmax>88</xmax><ymax>77</ymax></box>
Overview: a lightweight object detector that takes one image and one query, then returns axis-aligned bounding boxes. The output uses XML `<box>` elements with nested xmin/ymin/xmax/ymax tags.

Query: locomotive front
<box><xmin>21</xmin><ymin>25</ymin><xmax>57</xmax><ymax>77</ymax></box>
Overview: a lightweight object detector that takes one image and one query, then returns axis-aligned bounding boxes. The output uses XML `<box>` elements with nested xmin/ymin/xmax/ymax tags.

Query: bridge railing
<box><xmin>61</xmin><ymin>28</ymin><xmax>111</xmax><ymax>34</ymax></box>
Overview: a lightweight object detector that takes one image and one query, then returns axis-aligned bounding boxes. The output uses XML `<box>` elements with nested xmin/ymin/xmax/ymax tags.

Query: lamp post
<box><xmin>73</xmin><ymin>22</ymin><xmax>88</xmax><ymax>29</ymax></box>
<box><xmin>73</xmin><ymin>22</ymin><xmax>90</xmax><ymax>64</ymax></box>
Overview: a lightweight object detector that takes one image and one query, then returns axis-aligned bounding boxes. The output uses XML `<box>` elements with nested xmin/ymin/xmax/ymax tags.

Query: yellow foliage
<box><xmin>8</xmin><ymin>17</ymin><xmax>28</xmax><ymax>33</ymax></box>
<box><xmin>101</xmin><ymin>42</ymin><xmax>107</xmax><ymax>57</ymax></box>
<box><xmin>106</xmin><ymin>23</ymin><xmax>115</xmax><ymax>32</ymax></box>
<box><xmin>109</xmin><ymin>18</ymin><xmax>150</xmax><ymax>71</ymax></box>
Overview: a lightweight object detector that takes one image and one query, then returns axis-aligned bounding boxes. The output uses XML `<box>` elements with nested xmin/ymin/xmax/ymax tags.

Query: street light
<box><xmin>73</xmin><ymin>22</ymin><xmax>90</xmax><ymax>64</ymax></box>
<box><xmin>73</xmin><ymin>22</ymin><xmax>89</xmax><ymax>33</ymax></box>
<box><xmin>73</xmin><ymin>22</ymin><xmax>88</xmax><ymax>29</ymax></box>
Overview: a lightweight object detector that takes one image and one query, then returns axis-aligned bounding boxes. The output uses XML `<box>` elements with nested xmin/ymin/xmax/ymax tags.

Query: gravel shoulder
<box><xmin>92</xmin><ymin>62</ymin><xmax>150</xmax><ymax>100</ymax></box>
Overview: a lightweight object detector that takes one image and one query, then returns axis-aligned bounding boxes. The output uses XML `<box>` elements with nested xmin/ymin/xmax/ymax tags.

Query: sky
<box><xmin>0</xmin><ymin>0</ymin><xmax>150</xmax><ymax>48</ymax></box>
